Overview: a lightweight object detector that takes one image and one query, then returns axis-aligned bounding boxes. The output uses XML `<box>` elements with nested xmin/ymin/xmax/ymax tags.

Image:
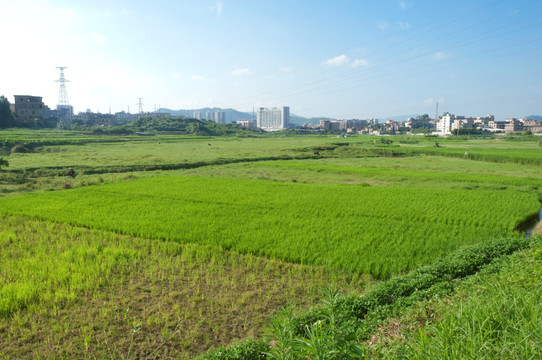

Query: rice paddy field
<box><xmin>0</xmin><ymin>130</ymin><xmax>541</xmax><ymax>358</ymax></box>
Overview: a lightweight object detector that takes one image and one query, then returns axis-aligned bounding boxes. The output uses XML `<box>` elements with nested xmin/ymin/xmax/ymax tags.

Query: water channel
<box><xmin>524</xmin><ymin>208</ymin><xmax>542</xmax><ymax>238</ymax></box>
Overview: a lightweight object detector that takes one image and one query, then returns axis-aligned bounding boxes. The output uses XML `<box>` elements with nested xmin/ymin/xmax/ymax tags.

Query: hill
<box><xmin>158</xmin><ymin>107</ymin><xmax>252</xmax><ymax>122</ymax></box>
<box><xmin>157</xmin><ymin>107</ymin><xmax>334</xmax><ymax>126</ymax></box>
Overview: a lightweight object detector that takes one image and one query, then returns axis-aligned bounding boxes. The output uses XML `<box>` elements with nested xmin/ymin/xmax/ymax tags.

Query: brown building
<box><xmin>320</xmin><ymin>120</ymin><xmax>331</xmax><ymax>130</ymax></box>
<box><xmin>504</xmin><ymin>118</ymin><xmax>523</xmax><ymax>133</ymax></box>
<box><xmin>13</xmin><ymin>95</ymin><xmax>45</xmax><ymax>122</ymax></box>
<box><xmin>521</xmin><ymin>119</ymin><xmax>542</xmax><ymax>133</ymax></box>
<box><xmin>488</xmin><ymin>120</ymin><xmax>506</xmax><ymax>130</ymax></box>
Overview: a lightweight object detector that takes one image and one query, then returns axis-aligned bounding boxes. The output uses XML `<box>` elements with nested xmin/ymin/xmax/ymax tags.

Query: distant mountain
<box><xmin>526</xmin><ymin>115</ymin><xmax>542</xmax><ymax>121</ymax></box>
<box><xmin>157</xmin><ymin>107</ymin><xmax>330</xmax><ymax>125</ymax></box>
<box><xmin>379</xmin><ymin>114</ymin><xmax>419</xmax><ymax>122</ymax></box>
<box><xmin>158</xmin><ymin>107</ymin><xmax>252</xmax><ymax>122</ymax></box>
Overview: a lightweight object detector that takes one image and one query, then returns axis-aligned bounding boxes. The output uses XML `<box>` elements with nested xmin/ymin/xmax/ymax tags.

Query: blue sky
<box><xmin>1</xmin><ymin>0</ymin><xmax>541</xmax><ymax>120</ymax></box>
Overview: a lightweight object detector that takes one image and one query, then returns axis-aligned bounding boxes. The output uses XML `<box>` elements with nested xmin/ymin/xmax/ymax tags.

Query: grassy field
<box><xmin>182</xmin><ymin>156</ymin><xmax>542</xmax><ymax>190</ymax></box>
<box><xmin>367</xmin><ymin>238</ymin><xmax>542</xmax><ymax>359</ymax></box>
<box><xmin>1</xmin><ymin>132</ymin><xmax>541</xmax><ymax>358</ymax></box>
<box><xmin>0</xmin><ymin>215</ymin><xmax>364</xmax><ymax>359</ymax></box>
<box><xmin>2</xmin><ymin>135</ymin><xmax>331</xmax><ymax>169</ymax></box>
<box><xmin>1</xmin><ymin>175</ymin><xmax>538</xmax><ymax>279</ymax></box>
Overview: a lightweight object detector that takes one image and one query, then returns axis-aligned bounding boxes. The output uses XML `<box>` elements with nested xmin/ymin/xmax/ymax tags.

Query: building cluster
<box><xmin>318</xmin><ymin>119</ymin><xmax>378</xmax><ymax>133</ymax></box>
<box><xmin>6</xmin><ymin>94</ymin><xmax>542</xmax><ymax>135</ymax></box>
<box><xmin>436</xmin><ymin>114</ymin><xmax>536</xmax><ymax>135</ymax></box>
<box><xmin>237</xmin><ymin>119</ymin><xmax>257</xmax><ymax>128</ymax></box>
<box><xmin>306</xmin><ymin>114</ymin><xmax>542</xmax><ymax>136</ymax></box>
<box><xmin>10</xmin><ymin>95</ymin><xmax>70</xmax><ymax>121</ymax></box>
<box><xmin>193</xmin><ymin>110</ymin><xmax>226</xmax><ymax>124</ymax></box>
<box><xmin>8</xmin><ymin>95</ymin><xmax>175</xmax><ymax>128</ymax></box>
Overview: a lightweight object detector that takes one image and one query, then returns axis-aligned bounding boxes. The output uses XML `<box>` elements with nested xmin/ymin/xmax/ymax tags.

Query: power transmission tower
<box><xmin>56</xmin><ymin>67</ymin><xmax>73</xmax><ymax>129</ymax></box>
<box><xmin>56</xmin><ymin>67</ymin><xmax>70</xmax><ymax>106</ymax></box>
<box><xmin>137</xmin><ymin>98</ymin><xmax>144</xmax><ymax>114</ymax></box>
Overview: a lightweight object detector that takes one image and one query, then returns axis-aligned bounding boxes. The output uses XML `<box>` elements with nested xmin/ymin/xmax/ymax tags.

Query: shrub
<box><xmin>11</xmin><ymin>144</ymin><xmax>30</xmax><ymax>154</ymax></box>
<box><xmin>196</xmin><ymin>339</ymin><xmax>268</xmax><ymax>360</ymax></box>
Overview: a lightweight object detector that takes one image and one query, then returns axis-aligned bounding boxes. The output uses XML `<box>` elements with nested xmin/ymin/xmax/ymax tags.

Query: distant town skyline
<box><xmin>1</xmin><ymin>0</ymin><xmax>541</xmax><ymax>121</ymax></box>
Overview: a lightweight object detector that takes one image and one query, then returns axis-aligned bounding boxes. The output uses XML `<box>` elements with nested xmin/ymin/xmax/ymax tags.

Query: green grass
<box><xmin>1</xmin><ymin>133</ymin><xmax>542</xmax><ymax>359</ymax></box>
<box><xmin>183</xmin><ymin>157</ymin><xmax>542</xmax><ymax>192</ymax></box>
<box><xmin>0</xmin><ymin>216</ymin><xmax>363</xmax><ymax>359</ymax></box>
<box><xmin>0</xmin><ymin>175</ymin><xmax>538</xmax><ymax>279</ymax></box>
<box><xmin>199</xmin><ymin>237</ymin><xmax>538</xmax><ymax>360</ymax></box>
<box><xmin>2</xmin><ymin>136</ymin><xmax>333</xmax><ymax>169</ymax></box>
<box><xmin>369</xmin><ymin>239</ymin><xmax>542</xmax><ymax>359</ymax></box>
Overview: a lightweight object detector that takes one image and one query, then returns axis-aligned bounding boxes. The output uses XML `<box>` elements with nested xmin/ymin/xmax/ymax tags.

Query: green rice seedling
<box><xmin>0</xmin><ymin>215</ymin><xmax>361</xmax><ymax>358</ymax></box>
<box><xmin>0</xmin><ymin>175</ymin><xmax>537</xmax><ymax>278</ymax></box>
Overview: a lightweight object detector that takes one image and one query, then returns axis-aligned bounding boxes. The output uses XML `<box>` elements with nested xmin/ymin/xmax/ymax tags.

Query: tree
<box><xmin>0</xmin><ymin>95</ymin><xmax>14</xmax><ymax>128</ymax></box>
<box><xmin>0</xmin><ymin>157</ymin><xmax>8</xmax><ymax>169</ymax></box>
<box><xmin>417</xmin><ymin>114</ymin><xmax>429</xmax><ymax>120</ymax></box>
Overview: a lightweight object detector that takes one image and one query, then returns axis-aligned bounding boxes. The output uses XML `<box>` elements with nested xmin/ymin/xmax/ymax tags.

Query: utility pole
<box><xmin>435</xmin><ymin>101</ymin><xmax>439</xmax><ymax>132</ymax></box>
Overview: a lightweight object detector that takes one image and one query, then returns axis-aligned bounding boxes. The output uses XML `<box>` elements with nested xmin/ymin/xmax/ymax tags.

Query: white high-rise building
<box><xmin>204</xmin><ymin>111</ymin><xmax>226</xmax><ymax>123</ymax></box>
<box><xmin>438</xmin><ymin>114</ymin><xmax>453</xmax><ymax>134</ymax></box>
<box><xmin>256</xmin><ymin>106</ymin><xmax>289</xmax><ymax>131</ymax></box>
<box><xmin>215</xmin><ymin>111</ymin><xmax>225</xmax><ymax>124</ymax></box>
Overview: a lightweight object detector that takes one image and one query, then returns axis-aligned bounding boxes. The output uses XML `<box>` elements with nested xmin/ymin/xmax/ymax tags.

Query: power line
<box><xmin>222</xmin><ymin>0</ymin><xmax>541</xmax><ymax>111</ymax></box>
<box><xmin>222</xmin><ymin>0</ymin><xmax>521</xmax><ymax>107</ymax></box>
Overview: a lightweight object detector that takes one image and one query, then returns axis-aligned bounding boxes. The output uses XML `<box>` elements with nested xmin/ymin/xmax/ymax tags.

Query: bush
<box><xmin>11</xmin><ymin>144</ymin><xmax>30</xmax><ymax>154</ymax></box>
<box><xmin>196</xmin><ymin>339</ymin><xmax>268</xmax><ymax>360</ymax></box>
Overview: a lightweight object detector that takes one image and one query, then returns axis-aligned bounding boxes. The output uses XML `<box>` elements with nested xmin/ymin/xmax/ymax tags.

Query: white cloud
<box><xmin>51</xmin><ymin>8</ymin><xmax>77</xmax><ymax>20</ymax></box>
<box><xmin>103</xmin><ymin>9</ymin><xmax>113</xmax><ymax>17</ymax></box>
<box><xmin>91</xmin><ymin>32</ymin><xmax>107</xmax><ymax>45</ymax></box>
<box><xmin>398</xmin><ymin>1</ymin><xmax>411</xmax><ymax>10</ymax></box>
<box><xmin>232</xmin><ymin>68</ymin><xmax>254</xmax><ymax>76</ymax></box>
<box><xmin>278</xmin><ymin>66</ymin><xmax>292</xmax><ymax>73</ymax></box>
<box><xmin>170</xmin><ymin>72</ymin><xmax>181</xmax><ymax>79</ymax></box>
<box><xmin>378</xmin><ymin>21</ymin><xmax>389</xmax><ymax>31</ymax></box>
<box><xmin>190</xmin><ymin>75</ymin><xmax>218</xmax><ymax>84</ymax></box>
<box><xmin>398</xmin><ymin>22</ymin><xmax>410</xmax><ymax>30</ymax></box>
<box><xmin>351</xmin><ymin>58</ymin><xmax>370</xmax><ymax>68</ymax></box>
<box><xmin>324</xmin><ymin>54</ymin><xmax>350</xmax><ymax>67</ymax></box>
<box><xmin>211</xmin><ymin>1</ymin><xmax>223</xmax><ymax>17</ymax></box>
<box><xmin>432</xmin><ymin>51</ymin><xmax>449</xmax><ymax>60</ymax></box>
<box><xmin>323</xmin><ymin>55</ymin><xmax>369</xmax><ymax>68</ymax></box>
<box><xmin>424</xmin><ymin>97</ymin><xmax>444</xmax><ymax>104</ymax></box>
